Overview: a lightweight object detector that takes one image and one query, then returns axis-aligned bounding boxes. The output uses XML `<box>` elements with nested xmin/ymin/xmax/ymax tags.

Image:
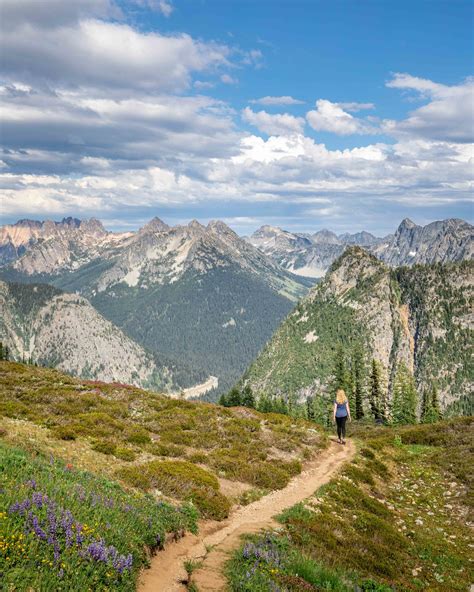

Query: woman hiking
<box><xmin>333</xmin><ymin>388</ymin><xmax>351</xmax><ymax>444</ymax></box>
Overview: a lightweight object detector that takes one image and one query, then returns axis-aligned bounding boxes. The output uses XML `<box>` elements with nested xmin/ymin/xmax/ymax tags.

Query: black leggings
<box><xmin>336</xmin><ymin>416</ymin><xmax>347</xmax><ymax>440</ymax></box>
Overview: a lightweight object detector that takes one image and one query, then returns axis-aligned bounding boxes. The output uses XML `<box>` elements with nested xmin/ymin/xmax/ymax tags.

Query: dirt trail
<box><xmin>139</xmin><ymin>440</ymin><xmax>355</xmax><ymax>592</ymax></box>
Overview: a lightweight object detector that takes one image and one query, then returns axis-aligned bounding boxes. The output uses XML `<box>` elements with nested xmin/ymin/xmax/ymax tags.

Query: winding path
<box><xmin>138</xmin><ymin>439</ymin><xmax>355</xmax><ymax>592</ymax></box>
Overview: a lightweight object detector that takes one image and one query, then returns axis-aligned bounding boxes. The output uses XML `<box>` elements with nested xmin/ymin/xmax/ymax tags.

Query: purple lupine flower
<box><xmin>26</xmin><ymin>479</ymin><xmax>37</xmax><ymax>489</ymax></box>
<box><xmin>31</xmin><ymin>514</ymin><xmax>47</xmax><ymax>540</ymax></box>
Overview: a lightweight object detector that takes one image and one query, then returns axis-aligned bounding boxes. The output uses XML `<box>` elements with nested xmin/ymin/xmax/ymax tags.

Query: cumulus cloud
<box><xmin>242</xmin><ymin>107</ymin><xmax>305</xmax><ymax>136</ymax></box>
<box><xmin>0</xmin><ymin>1</ymin><xmax>470</xmax><ymax>234</ymax></box>
<box><xmin>250</xmin><ymin>95</ymin><xmax>304</xmax><ymax>106</ymax></box>
<box><xmin>306</xmin><ymin>100</ymin><xmax>377</xmax><ymax>135</ymax></box>
<box><xmin>0</xmin><ymin>0</ymin><xmax>118</xmax><ymax>28</ymax></box>
<box><xmin>0</xmin><ymin>88</ymin><xmax>241</xmax><ymax>174</ymax></box>
<box><xmin>1</xmin><ymin>19</ymin><xmax>230</xmax><ymax>93</ymax></box>
<box><xmin>384</xmin><ymin>73</ymin><xmax>474</xmax><ymax>143</ymax></box>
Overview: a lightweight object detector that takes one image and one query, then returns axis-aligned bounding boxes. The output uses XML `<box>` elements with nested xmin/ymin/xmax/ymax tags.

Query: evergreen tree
<box><xmin>241</xmin><ymin>385</ymin><xmax>255</xmax><ymax>408</ymax></box>
<box><xmin>332</xmin><ymin>345</ymin><xmax>347</xmax><ymax>394</ymax></box>
<box><xmin>257</xmin><ymin>393</ymin><xmax>273</xmax><ymax>413</ymax></box>
<box><xmin>312</xmin><ymin>392</ymin><xmax>332</xmax><ymax>427</ymax></box>
<box><xmin>306</xmin><ymin>396</ymin><xmax>315</xmax><ymax>421</ymax></box>
<box><xmin>351</xmin><ymin>345</ymin><xmax>365</xmax><ymax>420</ymax></box>
<box><xmin>4</xmin><ymin>346</ymin><xmax>9</xmax><ymax>361</ymax></box>
<box><xmin>274</xmin><ymin>396</ymin><xmax>289</xmax><ymax>415</ymax></box>
<box><xmin>391</xmin><ymin>363</ymin><xmax>418</xmax><ymax>425</ymax></box>
<box><xmin>226</xmin><ymin>387</ymin><xmax>242</xmax><ymax>407</ymax></box>
<box><xmin>369</xmin><ymin>359</ymin><xmax>387</xmax><ymax>422</ymax></box>
<box><xmin>421</xmin><ymin>384</ymin><xmax>442</xmax><ymax>424</ymax></box>
<box><xmin>218</xmin><ymin>392</ymin><xmax>228</xmax><ymax>407</ymax></box>
<box><xmin>0</xmin><ymin>341</ymin><xmax>3</xmax><ymax>361</ymax></box>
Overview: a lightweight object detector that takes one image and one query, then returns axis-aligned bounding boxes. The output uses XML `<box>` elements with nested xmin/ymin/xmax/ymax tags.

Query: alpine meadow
<box><xmin>0</xmin><ymin>1</ymin><xmax>473</xmax><ymax>591</ymax></box>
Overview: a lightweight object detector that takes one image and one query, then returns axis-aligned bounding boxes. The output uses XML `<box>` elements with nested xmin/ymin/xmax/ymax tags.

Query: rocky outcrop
<box><xmin>374</xmin><ymin>218</ymin><xmax>474</xmax><ymax>266</ymax></box>
<box><xmin>244</xmin><ymin>247</ymin><xmax>473</xmax><ymax>411</ymax></box>
<box><xmin>0</xmin><ymin>281</ymin><xmax>175</xmax><ymax>390</ymax></box>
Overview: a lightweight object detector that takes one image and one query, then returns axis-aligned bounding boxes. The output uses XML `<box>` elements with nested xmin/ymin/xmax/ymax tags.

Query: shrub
<box><xmin>114</xmin><ymin>447</ymin><xmax>137</xmax><ymax>462</ymax></box>
<box><xmin>149</xmin><ymin>442</ymin><xmax>186</xmax><ymax>458</ymax></box>
<box><xmin>52</xmin><ymin>425</ymin><xmax>77</xmax><ymax>441</ymax></box>
<box><xmin>92</xmin><ymin>439</ymin><xmax>116</xmax><ymax>455</ymax></box>
<box><xmin>116</xmin><ymin>460</ymin><xmax>229</xmax><ymax>520</ymax></box>
<box><xmin>125</xmin><ymin>427</ymin><xmax>151</xmax><ymax>446</ymax></box>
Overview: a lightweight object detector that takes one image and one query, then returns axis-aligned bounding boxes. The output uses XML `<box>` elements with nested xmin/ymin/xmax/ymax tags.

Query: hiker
<box><xmin>333</xmin><ymin>388</ymin><xmax>351</xmax><ymax>444</ymax></box>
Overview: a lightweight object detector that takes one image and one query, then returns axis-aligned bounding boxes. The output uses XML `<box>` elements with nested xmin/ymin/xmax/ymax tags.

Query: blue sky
<box><xmin>1</xmin><ymin>0</ymin><xmax>473</xmax><ymax>235</ymax></box>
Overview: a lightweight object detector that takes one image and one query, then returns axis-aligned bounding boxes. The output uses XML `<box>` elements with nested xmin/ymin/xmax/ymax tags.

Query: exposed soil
<box><xmin>138</xmin><ymin>439</ymin><xmax>355</xmax><ymax>592</ymax></box>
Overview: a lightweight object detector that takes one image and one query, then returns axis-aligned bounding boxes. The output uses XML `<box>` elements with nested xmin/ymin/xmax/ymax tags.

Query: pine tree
<box><xmin>241</xmin><ymin>385</ymin><xmax>255</xmax><ymax>408</ymax></box>
<box><xmin>369</xmin><ymin>359</ymin><xmax>382</xmax><ymax>421</ymax></box>
<box><xmin>306</xmin><ymin>396</ymin><xmax>315</xmax><ymax>421</ymax></box>
<box><xmin>257</xmin><ymin>393</ymin><xmax>273</xmax><ymax>413</ymax></box>
<box><xmin>0</xmin><ymin>341</ymin><xmax>3</xmax><ymax>361</ymax></box>
<box><xmin>227</xmin><ymin>387</ymin><xmax>242</xmax><ymax>407</ymax></box>
<box><xmin>4</xmin><ymin>346</ymin><xmax>9</xmax><ymax>361</ymax></box>
<box><xmin>218</xmin><ymin>392</ymin><xmax>228</xmax><ymax>407</ymax></box>
<box><xmin>351</xmin><ymin>345</ymin><xmax>365</xmax><ymax>420</ymax></box>
<box><xmin>333</xmin><ymin>345</ymin><xmax>347</xmax><ymax>393</ymax></box>
<box><xmin>391</xmin><ymin>363</ymin><xmax>418</xmax><ymax>425</ymax></box>
<box><xmin>421</xmin><ymin>384</ymin><xmax>442</xmax><ymax>423</ymax></box>
<box><xmin>310</xmin><ymin>392</ymin><xmax>332</xmax><ymax>427</ymax></box>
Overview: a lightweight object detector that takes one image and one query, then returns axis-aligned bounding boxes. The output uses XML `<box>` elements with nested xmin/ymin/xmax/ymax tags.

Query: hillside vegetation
<box><xmin>0</xmin><ymin>362</ymin><xmax>326</xmax><ymax>521</ymax></box>
<box><xmin>229</xmin><ymin>417</ymin><xmax>473</xmax><ymax>591</ymax></box>
<box><xmin>243</xmin><ymin>249</ymin><xmax>473</xmax><ymax>415</ymax></box>
<box><xmin>1</xmin><ymin>441</ymin><xmax>198</xmax><ymax>591</ymax></box>
<box><xmin>0</xmin><ymin>281</ymin><xmax>206</xmax><ymax>392</ymax></box>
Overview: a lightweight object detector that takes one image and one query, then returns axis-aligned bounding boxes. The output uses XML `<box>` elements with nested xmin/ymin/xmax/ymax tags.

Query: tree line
<box><xmin>220</xmin><ymin>344</ymin><xmax>443</xmax><ymax>426</ymax></box>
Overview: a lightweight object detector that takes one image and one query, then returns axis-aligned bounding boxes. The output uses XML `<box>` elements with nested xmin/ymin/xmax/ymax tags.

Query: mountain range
<box><xmin>242</xmin><ymin>247</ymin><xmax>473</xmax><ymax>414</ymax></box>
<box><xmin>0</xmin><ymin>217</ymin><xmax>310</xmax><ymax>395</ymax></box>
<box><xmin>247</xmin><ymin>218</ymin><xmax>473</xmax><ymax>277</ymax></box>
<box><xmin>0</xmin><ymin>215</ymin><xmax>472</xmax><ymax>399</ymax></box>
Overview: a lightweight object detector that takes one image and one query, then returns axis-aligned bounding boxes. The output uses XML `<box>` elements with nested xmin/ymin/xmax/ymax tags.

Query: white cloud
<box><xmin>194</xmin><ymin>80</ymin><xmax>215</xmax><ymax>90</ymax></box>
<box><xmin>337</xmin><ymin>102</ymin><xmax>375</xmax><ymax>112</ymax></box>
<box><xmin>242</xmin><ymin>107</ymin><xmax>305</xmax><ymax>136</ymax></box>
<box><xmin>384</xmin><ymin>73</ymin><xmax>474</xmax><ymax>143</ymax></box>
<box><xmin>0</xmin><ymin>3</ymin><xmax>470</xmax><ymax>234</ymax></box>
<box><xmin>306</xmin><ymin>100</ymin><xmax>377</xmax><ymax>135</ymax></box>
<box><xmin>1</xmin><ymin>19</ymin><xmax>230</xmax><ymax>93</ymax></box>
<box><xmin>221</xmin><ymin>74</ymin><xmax>239</xmax><ymax>85</ymax></box>
<box><xmin>250</xmin><ymin>95</ymin><xmax>305</xmax><ymax>106</ymax></box>
<box><xmin>0</xmin><ymin>0</ymin><xmax>118</xmax><ymax>28</ymax></box>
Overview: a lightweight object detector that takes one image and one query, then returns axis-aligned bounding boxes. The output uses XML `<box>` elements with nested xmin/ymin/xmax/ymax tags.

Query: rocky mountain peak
<box><xmin>312</xmin><ymin>229</ymin><xmax>341</xmax><ymax>244</ymax></box>
<box><xmin>79</xmin><ymin>218</ymin><xmax>107</xmax><ymax>236</ymax></box>
<box><xmin>139</xmin><ymin>217</ymin><xmax>169</xmax><ymax>235</ymax></box>
<box><xmin>207</xmin><ymin>220</ymin><xmax>239</xmax><ymax>239</ymax></box>
<box><xmin>398</xmin><ymin>218</ymin><xmax>417</xmax><ymax>232</ymax></box>
<box><xmin>60</xmin><ymin>217</ymin><xmax>81</xmax><ymax>228</ymax></box>
<box><xmin>13</xmin><ymin>219</ymin><xmax>43</xmax><ymax>228</ymax></box>
<box><xmin>188</xmin><ymin>219</ymin><xmax>205</xmax><ymax>232</ymax></box>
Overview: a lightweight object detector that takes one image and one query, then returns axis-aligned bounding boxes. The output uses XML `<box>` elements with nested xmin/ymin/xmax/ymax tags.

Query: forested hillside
<box><xmin>242</xmin><ymin>248</ymin><xmax>473</xmax><ymax>420</ymax></box>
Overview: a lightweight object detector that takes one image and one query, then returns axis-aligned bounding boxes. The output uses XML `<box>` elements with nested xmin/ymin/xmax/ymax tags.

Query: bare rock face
<box><xmin>0</xmin><ymin>281</ymin><xmax>174</xmax><ymax>390</ymax></box>
<box><xmin>1</xmin><ymin>217</ymin><xmax>129</xmax><ymax>274</ymax></box>
<box><xmin>374</xmin><ymin>218</ymin><xmax>474</xmax><ymax>266</ymax></box>
<box><xmin>247</xmin><ymin>218</ymin><xmax>473</xmax><ymax>278</ymax></box>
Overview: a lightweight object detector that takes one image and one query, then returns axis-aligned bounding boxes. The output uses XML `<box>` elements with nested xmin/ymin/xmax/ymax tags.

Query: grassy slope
<box><xmin>229</xmin><ymin>417</ymin><xmax>473</xmax><ymax>591</ymax></box>
<box><xmin>0</xmin><ymin>362</ymin><xmax>327</xmax><ymax>521</ymax></box>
